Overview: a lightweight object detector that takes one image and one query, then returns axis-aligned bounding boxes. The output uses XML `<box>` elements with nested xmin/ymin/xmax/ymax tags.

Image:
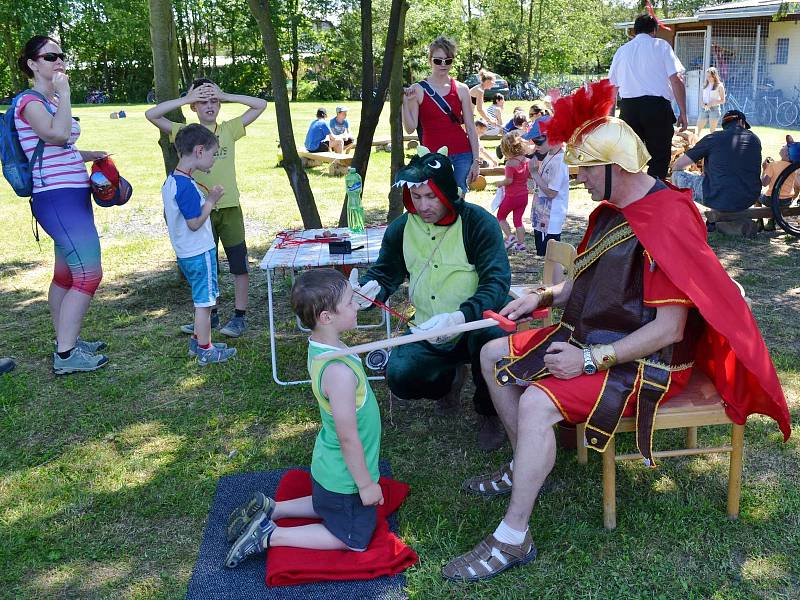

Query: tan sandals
<box><xmin>462</xmin><ymin>462</ymin><xmax>513</xmax><ymax>497</ymax></box>
<box><xmin>442</xmin><ymin>531</ymin><xmax>537</xmax><ymax>582</ymax></box>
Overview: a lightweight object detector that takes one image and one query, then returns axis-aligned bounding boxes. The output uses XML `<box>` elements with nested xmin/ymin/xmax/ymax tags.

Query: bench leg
<box><xmin>602</xmin><ymin>438</ymin><xmax>616</xmax><ymax>530</ymax></box>
<box><xmin>686</xmin><ymin>426</ymin><xmax>698</xmax><ymax>449</ymax></box>
<box><xmin>576</xmin><ymin>423</ymin><xmax>588</xmax><ymax>465</ymax></box>
<box><xmin>727</xmin><ymin>423</ymin><xmax>745</xmax><ymax>520</ymax></box>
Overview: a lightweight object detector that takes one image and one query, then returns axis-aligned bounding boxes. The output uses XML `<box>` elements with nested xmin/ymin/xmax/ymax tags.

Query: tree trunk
<box><xmin>387</xmin><ymin>0</ymin><xmax>408</xmax><ymax>223</ymax></box>
<box><xmin>148</xmin><ymin>0</ymin><xmax>185</xmax><ymax>174</ymax></box>
<box><xmin>290</xmin><ymin>9</ymin><xmax>299</xmax><ymax>102</ymax></box>
<box><xmin>525</xmin><ymin>0</ymin><xmax>534</xmax><ymax>80</ymax></box>
<box><xmin>533</xmin><ymin>0</ymin><xmax>545</xmax><ymax>79</ymax></box>
<box><xmin>1</xmin><ymin>20</ymin><xmax>26</xmax><ymax>93</ymax></box>
<box><xmin>247</xmin><ymin>0</ymin><xmax>322</xmax><ymax>229</ymax></box>
<box><xmin>337</xmin><ymin>0</ymin><xmax>406</xmax><ymax>226</ymax></box>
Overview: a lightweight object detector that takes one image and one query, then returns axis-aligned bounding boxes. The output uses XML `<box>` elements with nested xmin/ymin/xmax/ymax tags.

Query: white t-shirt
<box><xmin>535</xmin><ymin>150</ymin><xmax>570</xmax><ymax>235</ymax></box>
<box><xmin>485</xmin><ymin>105</ymin><xmax>503</xmax><ymax>135</ymax></box>
<box><xmin>161</xmin><ymin>173</ymin><xmax>215</xmax><ymax>259</ymax></box>
<box><xmin>609</xmin><ymin>34</ymin><xmax>685</xmax><ymax>101</ymax></box>
<box><xmin>702</xmin><ymin>84</ymin><xmax>722</xmax><ymax>105</ymax></box>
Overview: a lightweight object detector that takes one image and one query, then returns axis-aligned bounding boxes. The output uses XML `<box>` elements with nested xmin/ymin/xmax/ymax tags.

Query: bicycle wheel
<box><xmin>776</xmin><ymin>101</ymin><xmax>799</xmax><ymax>128</ymax></box>
<box><xmin>754</xmin><ymin>101</ymin><xmax>772</xmax><ymax>126</ymax></box>
<box><xmin>771</xmin><ymin>161</ymin><xmax>800</xmax><ymax>236</ymax></box>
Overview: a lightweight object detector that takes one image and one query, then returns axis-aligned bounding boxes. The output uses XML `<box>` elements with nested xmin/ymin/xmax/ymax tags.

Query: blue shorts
<box><xmin>311</xmin><ymin>477</ymin><xmax>377</xmax><ymax>551</ymax></box>
<box><xmin>178</xmin><ymin>249</ymin><xmax>219</xmax><ymax>307</ymax></box>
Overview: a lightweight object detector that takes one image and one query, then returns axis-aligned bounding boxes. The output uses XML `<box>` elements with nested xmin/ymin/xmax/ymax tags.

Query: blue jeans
<box><xmin>449</xmin><ymin>151</ymin><xmax>473</xmax><ymax>196</ymax></box>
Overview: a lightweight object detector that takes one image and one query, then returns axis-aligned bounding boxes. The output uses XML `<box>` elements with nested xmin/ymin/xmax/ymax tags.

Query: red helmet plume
<box><xmin>540</xmin><ymin>79</ymin><xmax>617</xmax><ymax>146</ymax></box>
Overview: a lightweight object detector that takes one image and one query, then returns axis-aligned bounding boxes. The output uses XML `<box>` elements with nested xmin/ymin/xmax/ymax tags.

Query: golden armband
<box><xmin>534</xmin><ymin>286</ymin><xmax>554</xmax><ymax>308</ymax></box>
<box><xmin>590</xmin><ymin>344</ymin><xmax>617</xmax><ymax>371</ymax></box>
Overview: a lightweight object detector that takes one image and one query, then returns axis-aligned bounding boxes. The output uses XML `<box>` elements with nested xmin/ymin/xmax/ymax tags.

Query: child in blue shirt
<box><xmin>162</xmin><ymin>124</ymin><xmax>237</xmax><ymax>365</ymax></box>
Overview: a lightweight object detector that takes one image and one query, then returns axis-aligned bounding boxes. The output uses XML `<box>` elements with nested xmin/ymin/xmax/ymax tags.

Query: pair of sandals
<box><xmin>446</xmin><ymin>462</ymin><xmax>547</xmax><ymax>582</ymax></box>
<box><xmin>504</xmin><ymin>235</ymin><xmax>527</xmax><ymax>253</ymax></box>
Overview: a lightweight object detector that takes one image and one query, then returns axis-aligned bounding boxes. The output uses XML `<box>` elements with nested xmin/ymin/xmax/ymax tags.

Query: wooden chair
<box><xmin>512</xmin><ymin>239</ymin><xmax>747</xmax><ymax>531</ymax></box>
<box><xmin>576</xmin><ymin>372</ymin><xmax>744</xmax><ymax>530</ymax></box>
<box><xmin>509</xmin><ymin>239</ymin><xmax>576</xmax><ymax>326</ymax></box>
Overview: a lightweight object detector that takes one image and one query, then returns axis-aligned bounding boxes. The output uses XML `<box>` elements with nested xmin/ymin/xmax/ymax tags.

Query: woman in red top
<box><xmin>401</xmin><ymin>36</ymin><xmax>481</xmax><ymax>194</ymax></box>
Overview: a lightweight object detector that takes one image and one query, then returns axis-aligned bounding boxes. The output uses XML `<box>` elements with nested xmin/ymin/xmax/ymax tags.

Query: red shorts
<box><xmin>509</xmin><ymin>327</ymin><xmax>693</xmax><ymax>424</ymax></box>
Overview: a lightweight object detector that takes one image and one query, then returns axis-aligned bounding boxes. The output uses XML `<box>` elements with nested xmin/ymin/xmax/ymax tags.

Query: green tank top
<box><xmin>308</xmin><ymin>339</ymin><xmax>382</xmax><ymax>494</ymax></box>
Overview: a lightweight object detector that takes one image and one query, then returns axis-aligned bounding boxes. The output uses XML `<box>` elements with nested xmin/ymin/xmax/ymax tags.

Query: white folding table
<box><xmin>260</xmin><ymin>226</ymin><xmax>391</xmax><ymax>385</ymax></box>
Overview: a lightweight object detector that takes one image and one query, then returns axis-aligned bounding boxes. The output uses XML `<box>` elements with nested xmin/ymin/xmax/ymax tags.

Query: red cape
<box><xmin>579</xmin><ymin>185</ymin><xmax>790</xmax><ymax>441</ymax></box>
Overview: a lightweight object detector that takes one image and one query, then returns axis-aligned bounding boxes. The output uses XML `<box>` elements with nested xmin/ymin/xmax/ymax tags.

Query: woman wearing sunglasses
<box><xmin>14</xmin><ymin>36</ymin><xmax>109</xmax><ymax>374</ymax></box>
<box><xmin>402</xmin><ymin>36</ymin><xmax>481</xmax><ymax>192</ymax></box>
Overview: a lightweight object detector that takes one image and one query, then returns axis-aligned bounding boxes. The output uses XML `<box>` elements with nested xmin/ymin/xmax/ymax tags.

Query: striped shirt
<box><xmin>14</xmin><ymin>93</ymin><xmax>89</xmax><ymax>193</ymax></box>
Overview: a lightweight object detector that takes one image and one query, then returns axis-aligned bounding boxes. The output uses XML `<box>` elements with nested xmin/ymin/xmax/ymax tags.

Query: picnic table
<box><xmin>260</xmin><ymin>226</ymin><xmax>390</xmax><ymax>385</ymax></box>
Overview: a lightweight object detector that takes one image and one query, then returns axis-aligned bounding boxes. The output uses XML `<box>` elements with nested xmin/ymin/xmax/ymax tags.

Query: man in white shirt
<box><xmin>609</xmin><ymin>14</ymin><xmax>688</xmax><ymax>179</ymax></box>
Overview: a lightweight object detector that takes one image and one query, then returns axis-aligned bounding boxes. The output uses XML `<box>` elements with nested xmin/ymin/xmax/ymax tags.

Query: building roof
<box><xmin>616</xmin><ymin>0</ymin><xmax>798</xmax><ymax>28</ymax></box>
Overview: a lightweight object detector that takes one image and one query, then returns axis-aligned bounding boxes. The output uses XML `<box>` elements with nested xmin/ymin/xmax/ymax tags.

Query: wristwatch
<box><xmin>582</xmin><ymin>347</ymin><xmax>597</xmax><ymax>375</ymax></box>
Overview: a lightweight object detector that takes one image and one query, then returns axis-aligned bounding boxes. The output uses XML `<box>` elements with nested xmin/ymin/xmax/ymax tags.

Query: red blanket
<box><xmin>265</xmin><ymin>470</ymin><xmax>418</xmax><ymax>587</ymax></box>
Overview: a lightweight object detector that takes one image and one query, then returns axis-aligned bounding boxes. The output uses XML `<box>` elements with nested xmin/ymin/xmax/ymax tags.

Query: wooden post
<box><xmin>602</xmin><ymin>439</ymin><xmax>617</xmax><ymax>530</ymax></box>
<box><xmin>727</xmin><ymin>423</ymin><xmax>745</xmax><ymax>520</ymax></box>
<box><xmin>576</xmin><ymin>423</ymin><xmax>588</xmax><ymax>465</ymax></box>
<box><xmin>686</xmin><ymin>426</ymin><xmax>698</xmax><ymax>449</ymax></box>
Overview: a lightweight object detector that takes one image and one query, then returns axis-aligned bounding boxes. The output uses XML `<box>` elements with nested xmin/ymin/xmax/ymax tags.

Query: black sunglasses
<box><xmin>37</xmin><ymin>52</ymin><xmax>66</xmax><ymax>62</ymax></box>
<box><xmin>431</xmin><ymin>57</ymin><xmax>454</xmax><ymax>66</ymax></box>
<box><xmin>532</xmin><ymin>135</ymin><xmax>547</xmax><ymax>145</ymax></box>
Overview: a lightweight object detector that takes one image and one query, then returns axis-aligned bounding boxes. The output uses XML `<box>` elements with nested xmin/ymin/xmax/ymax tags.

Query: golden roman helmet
<box><xmin>564</xmin><ymin>116</ymin><xmax>651</xmax><ymax>173</ymax></box>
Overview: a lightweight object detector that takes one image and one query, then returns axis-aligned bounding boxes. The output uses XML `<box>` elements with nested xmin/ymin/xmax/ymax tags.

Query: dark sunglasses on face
<box><xmin>37</xmin><ymin>52</ymin><xmax>66</xmax><ymax>62</ymax></box>
<box><xmin>532</xmin><ymin>135</ymin><xmax>547</xmax><ymax>145</ymax></box>
<box><xmin>431</xmin><ymin>57</ymin><xmax>454</xmax><ymax>66</ymax></box>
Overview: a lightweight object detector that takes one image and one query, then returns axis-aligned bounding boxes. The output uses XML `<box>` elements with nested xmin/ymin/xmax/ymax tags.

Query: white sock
<box><xmin>493</xmin><ymin>519</ymin><xmax>528</xmax><ymax>546</ymax></box>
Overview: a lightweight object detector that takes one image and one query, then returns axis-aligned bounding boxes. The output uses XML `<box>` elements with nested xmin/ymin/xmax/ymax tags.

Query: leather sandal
<box><xmin>462</xmin><ymin>462</ymin><xmax>513</xmax><ymax>497</ymax></box>
<box><xmin>442</xmin><ymin>531</ymin><xmax>537</xmax><ymax>582</ymax></box>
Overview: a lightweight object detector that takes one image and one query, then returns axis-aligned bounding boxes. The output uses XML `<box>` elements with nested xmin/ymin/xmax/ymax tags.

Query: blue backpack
<box><xmin>0</xmin><ymin>90</ymin><xmax>50</xmax><ymax>197</ymax></box>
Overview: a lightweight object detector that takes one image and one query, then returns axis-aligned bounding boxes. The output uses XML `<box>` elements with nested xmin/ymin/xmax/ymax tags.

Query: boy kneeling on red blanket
<box><xmin>225</xmin><ymin>269</ymin><xmax>384</xmax><ymax>567</ymax></box>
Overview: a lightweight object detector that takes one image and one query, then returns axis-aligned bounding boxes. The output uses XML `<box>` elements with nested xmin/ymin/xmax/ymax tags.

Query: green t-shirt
<box><xmin>307</xmin><ymin>339</ymin><xmax>381</xmax><ymax>494</ymax></box>
<box><xmin>169</xmin><ymin>117</ymin><xmax>245</xmax><ymax>209</ymax></box>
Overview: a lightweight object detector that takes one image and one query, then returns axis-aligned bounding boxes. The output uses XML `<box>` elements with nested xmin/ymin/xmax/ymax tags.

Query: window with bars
<box><xmin>775</xmin><ymin>38</ymin><xmax>789</xmax><ymax>64</ymax></box>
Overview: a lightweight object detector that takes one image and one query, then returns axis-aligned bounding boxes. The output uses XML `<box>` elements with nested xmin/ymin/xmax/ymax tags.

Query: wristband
<box><xmin>590</xmin><ymin>343</ymin><xmax>617</xmax><ymax>371</ymax></box>
<box><xmin>534</xmin><ymin>286</ymin><xmax>554</xmax><ymax>308</ymax></box>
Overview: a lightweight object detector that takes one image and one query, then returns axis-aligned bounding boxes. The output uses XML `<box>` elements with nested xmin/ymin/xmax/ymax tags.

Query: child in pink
<box><xmin>495</xmin><ymin>131</ymin><xmax>531</xmax><ymax>252</ymax></box>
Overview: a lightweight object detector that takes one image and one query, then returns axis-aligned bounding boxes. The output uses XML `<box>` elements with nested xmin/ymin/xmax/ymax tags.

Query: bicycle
<box><xmin>775</xmin><ymin>85</ymin><xmax>800</xmax><ymax>128</ymax></box>
<box><xmin>770</xmin><ymin>160</ymin><xmax>800</xmax><ymax>236</ymax></box>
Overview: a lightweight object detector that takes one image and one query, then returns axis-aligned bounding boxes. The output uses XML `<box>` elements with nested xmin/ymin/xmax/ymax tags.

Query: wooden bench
<box><xmin>696</xmin><ymin>203</ymin><xmax>800</xmax><ymax>236</ymax></box>
<box><xmin>576</xmin><ymin>371</ymin><xmax>744</xmax><ymax>531</ymax></box>
<box><xmin>346</xmin><ymin>137</ymin><xmax>392</xmax><ymax>153</ymax></box>
<box><xmin>298</xmin><ymin>150</ymin><xmax>353</xmax><ymax>176</ymax></box>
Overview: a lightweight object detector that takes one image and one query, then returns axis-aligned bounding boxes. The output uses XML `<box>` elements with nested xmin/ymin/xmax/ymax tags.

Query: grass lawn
<box><xmin>0</xmin><ymin>102</ymin><xmax>798</xmax><ymax>599</ymax></box>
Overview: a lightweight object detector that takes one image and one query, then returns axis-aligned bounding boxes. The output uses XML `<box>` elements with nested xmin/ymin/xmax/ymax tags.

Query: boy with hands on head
<box><xmin>146</xmin><ymin>78</ymin><xmax>267</xmax><ymax>339</ymax></box>
<box><xmin>224</xmin><ymin>269</ymin><xmax>383</xmax><ymax>568</ymax></box>
<box><xmin>162</xmin><ymin>124</ymin><xmax>236</xmax><ymax>366</ymax></box>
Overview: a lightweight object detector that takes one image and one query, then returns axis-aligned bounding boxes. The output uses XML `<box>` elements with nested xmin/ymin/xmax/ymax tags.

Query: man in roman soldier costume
<box><xmin>442</xmin><ymin>79</ymin><xmax>791</xmax><ymax>583</ymax></box>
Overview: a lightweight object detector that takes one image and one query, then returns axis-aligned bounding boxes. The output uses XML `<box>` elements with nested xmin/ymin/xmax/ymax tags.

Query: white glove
<box><xmin>410</xmin><ymin>311</ymin><xmax>465</xmax><ymax>345</ymax></box>
<box><xmin>349</xmin><ymin>268</ymin><xmax>381</xmax><ymax>310</ymax></box>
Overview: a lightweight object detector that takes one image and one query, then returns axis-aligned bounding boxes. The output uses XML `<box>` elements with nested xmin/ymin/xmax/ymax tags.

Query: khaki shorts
<box><xmin>210</xmin><ymin>205</ymin><xmax>248</xmax><ymax>274</ymax></box>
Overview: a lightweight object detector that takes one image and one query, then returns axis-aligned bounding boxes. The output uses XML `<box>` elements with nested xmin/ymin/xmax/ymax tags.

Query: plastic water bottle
<box><xmin>345</xmin><ymin>167</ymin><xmax>365</xmax><ymax>233</ymax></box>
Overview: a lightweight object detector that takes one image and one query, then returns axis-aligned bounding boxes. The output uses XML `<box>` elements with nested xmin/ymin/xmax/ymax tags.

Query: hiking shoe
<box><xmin>226</xmin><ymin>492</ymin><xmax>276</xmax><ymax>543</ymax></box>
<box><xmin>219</xmin><ymin>315</ymin><xmax>247</xmax><ymax>338</ymax></box>
<box><xmin>188</xmin><ymin>337</ymin><xmax>228</xmax><ymax>358</ymax></box>
<box><xmin>54</xmin><ymin>338</ymin><xmax>107</xmax><ymax>353</ymax></box>
<box><xmin>0</xmin><ymin>357</ymin><xmax>15</xmax><ymax>375</ymax></box>
<box><xmin>53</xmin><ymin>347</ymin><xmax>109</xmax><ymax>375</ymax></box>
<box><xmin>196</xmin><ymin>344</ymin><xmax>237</xmax><ymax>366</ymax></box>
<box><xmin>180</xmin><ymin>311</ymin><xmax>220</xmax><ymax>334</ymax></box>
<box><xmin>435</xmin><ymin>365</ymin><xmax>467</xmax><ymax>417</ymax></box>
<box><xmin>224</xmin><ymin>511</ymin><xmax>276</xmax><ymax>568</ymax></box>
<box><xmin>476</xmin><ymin>415</ymin><xmax>506</xmax><ymax>451</ymax></box>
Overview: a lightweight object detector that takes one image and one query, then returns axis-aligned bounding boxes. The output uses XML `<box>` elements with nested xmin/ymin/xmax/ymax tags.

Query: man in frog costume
<box><xmin>356</xmin><ymin>146</ymin><xmax>511</xmax><ymax>450</ymax></box>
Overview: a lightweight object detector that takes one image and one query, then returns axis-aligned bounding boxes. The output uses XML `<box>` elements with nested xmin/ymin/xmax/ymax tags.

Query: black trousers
<box><xmin>617</xmin><ymin>96</ymin><xmax>676</xmax><ymax>180</ymax></box>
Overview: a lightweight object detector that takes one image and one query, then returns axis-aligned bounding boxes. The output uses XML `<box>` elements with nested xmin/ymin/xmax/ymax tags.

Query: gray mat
<box><xmin>186</xmin><ymin>461</ymin><xmax>407</xmax><ymax>599</ymax></box>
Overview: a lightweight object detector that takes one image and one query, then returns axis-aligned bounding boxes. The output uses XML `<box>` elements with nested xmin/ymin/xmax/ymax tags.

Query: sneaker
<box><xmin>54</xmin><ymin>338</ymin><xmax>107</xmax><ymax>353</ymax></box>
<box><xmin>512</xmin><ymin>242</ymin><xmax>527</xmax><ymax>252</ymax></box>
<box><xmin>188</xmin><ymin>337</ymin><xmax>228</xmax><ymax>357</ymax></box>
<box><xmin>181</xmin><ymin>311</ymin><xmax>220</xmax><ymax>335</ymax></box>
<box><xmin>504</xmin><ymin>235</ymin><xmax>518</xmax><ymax>250</ymax></box>
<box><xmin>226</xmin><ymin>492</ymin><xmax>276</xmax><ymax>543</ymax></box>
<box><xmin>224</xmin><ymin>511</ymin><xmax>276</xmax><ymax>568</ymax></box>
<box><xmin>53</xmin><ymin>347</ymin><xmax>109</xmax><ymax>375</ymax></box>
<box><xmin>219</xmin><ymin>315</ymin><xmax>248</xmax><ymax>338</ymax></box>
<box><xmin>196</xmin><ymin>344</ymin><xmax>237</xmax><ymax>366</ymax></box>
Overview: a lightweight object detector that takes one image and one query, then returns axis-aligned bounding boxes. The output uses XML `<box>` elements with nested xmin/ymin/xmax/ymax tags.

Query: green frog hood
<box><xmin>394</xmin><ymin>145</ymin><xmax>463</xmax><ymax>226</ymax></box>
